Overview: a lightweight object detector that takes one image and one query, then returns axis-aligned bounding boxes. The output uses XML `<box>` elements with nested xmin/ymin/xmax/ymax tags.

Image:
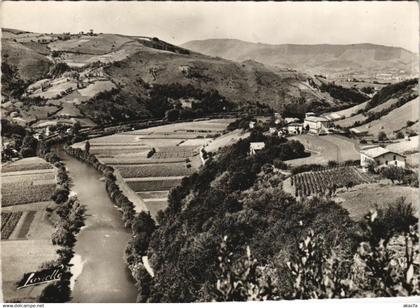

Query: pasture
<box><xmin>287</xmin><ymin>135</ymin><xmax>360</xmax><ymax>166</ymax></box>
<box><xmin>354</xmin><ymin>97</ymin><xmax>419</xmax><ymax>135</ymax></box>
<box><xmin>334</xmin><ymin>183</ymin><xmax>419</xmax><ymax>220</ymax></box>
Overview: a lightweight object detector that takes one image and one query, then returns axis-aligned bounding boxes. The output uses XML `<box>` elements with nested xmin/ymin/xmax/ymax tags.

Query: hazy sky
<box><xmin>1</xmin><ymin>1</ymin><xmax>418</xmax><ymax>52</ymax></box>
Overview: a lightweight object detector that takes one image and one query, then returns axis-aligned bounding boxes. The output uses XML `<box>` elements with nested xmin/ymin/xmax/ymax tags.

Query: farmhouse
<box><xmin>304</xmin><ymin>115</ymin><xmax>330</xmax><ymax>134</ymax></box>
<box><xmin>249</xmin><ymin>142</ymin><xmax>265</xmax><ymax>155</ymax></box>
<box><xmin>360</xmin><ymin>146</ymin><xmax>406</xmax><ymax>171</ymax></box>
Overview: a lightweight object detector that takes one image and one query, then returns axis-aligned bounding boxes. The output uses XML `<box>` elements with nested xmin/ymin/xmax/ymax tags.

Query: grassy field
<box><xmin>1</xmin><ymin>200</ymin><xmax>58</xmax><ymax>302</ymax></box>
<box><xmin>334</xmin><ymin>183</ymin><xmax>419</xmax><ymax>220</ymax></box>
<box><xmin>354</xmin><ymin>97</ymin><xmax>419</xmax><ymax>135</ymax></box>
<box><xmin>287</xmin><ymin>135</ymin><xmax>360</xmax><ymax>166</ymax></box>
<box><xmin>1</xmin><ymin>239</ymin><xmax>58</xmax><ymax>302</ymax></box>
<box><xmin>137</xmin><ymin>190</ymin><xmax>169</xmax><ymax>200</ymax></box>
<box><xmin>2</xmin><ymin>157</ymin><xmax>53</xmax><ymax>173</ymax></box>
<box><xmin>325</xmin><ymin>101</ymin><xmax>369</xmax><ymax>121</ymax></box>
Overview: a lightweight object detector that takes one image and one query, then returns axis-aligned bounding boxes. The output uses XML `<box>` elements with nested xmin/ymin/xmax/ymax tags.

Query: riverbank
<box><xmin>58</xmin><ymin>148</ymin><xmax>137</xmax><ymax>302</ymax></box>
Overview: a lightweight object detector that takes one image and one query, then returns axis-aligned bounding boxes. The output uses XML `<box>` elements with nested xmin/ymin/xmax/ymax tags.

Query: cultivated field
<box><xmin>1</xmin><ymin>158</ymin><xmax>58</xmax><ymax>302</ymax></box>
<box><xmin>116</xmin><ymin>163</ymin><xmax>195</xmax><ymax>178</ymax></box>
<box><xmin>83</xmin><ymin>119</ymin><xmax>235</xmax><ymax>218</ymax></box>
<box><xmin>284</xmin><ymin>166</ymin><xmax>371</xmax><ymax>197</ymax></box>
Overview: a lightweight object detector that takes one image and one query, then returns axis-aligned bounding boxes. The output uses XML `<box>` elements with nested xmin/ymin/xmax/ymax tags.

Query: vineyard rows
<box><xmin>291</xmin><ymin>167</ymin><xmax>370</xmax><ymax>197</ymax></box>
<box><xmin>1</xmin><ymin>212</ymin><xmax>23</xmax><ymax>240</ymax></box>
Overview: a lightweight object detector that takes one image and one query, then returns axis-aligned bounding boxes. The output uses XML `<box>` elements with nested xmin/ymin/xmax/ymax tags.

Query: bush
<box><xmin>378</xmin><ymin>131</ymin><xmax>387</xmax><ymax>142</ymax></box>
<box><xmin>147</xmin><ymin>148</ymin><xmax>156</xmax><ymax>158</ymax></box>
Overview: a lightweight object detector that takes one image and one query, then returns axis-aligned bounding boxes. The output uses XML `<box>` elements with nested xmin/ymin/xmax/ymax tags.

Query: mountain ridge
<box><xmin>181</xmin><ymin>39</ymin><xmax>418</xmax><ymax>77</ymax></box>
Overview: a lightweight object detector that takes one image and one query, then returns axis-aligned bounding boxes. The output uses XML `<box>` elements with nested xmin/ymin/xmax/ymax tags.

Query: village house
<box><xmin>360</xmin><ymin>146</ymin><xmax>406</xmax><ymax>171</ymax></box>
<box><xmin>268</xmin><ymin>127</ymin><xmax>277</xmax><ymax>134</ymax></box>
<box><xmin>285</xmin><ymin>123</ymin><xmax>303</xmax><ymax>135</ymax></box>
<box><xmin>249</xmin><ymin>121</ymin><xmax>256</xmax><ymax>129</ymax></box>
<box><xmin>249</xmin><ymin>142</ymin><xmax>265</xmax><ymax>155</ymax></box>
<box><xmin>303</xmin><ymin>114</ymin><xmax>330</xmax><ymax>134</ymax></box>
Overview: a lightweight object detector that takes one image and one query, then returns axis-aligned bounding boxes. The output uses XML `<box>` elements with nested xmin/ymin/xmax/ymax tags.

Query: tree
<box><xmin>85</xmin><ymin>141</ymin><xmax>90</xmax><ymax>154</ymax></box>
<box><xmin>165</xmin><ymin>109</ymin><xmax>179</xmax><ymax>122</ymax></box>
<box><xmin>378</xmin><ymin>131</ymin><xmax>387</xmax><ymax>142</ymax></box>
<box><xmin>396</xmin><ymin>131</ymin><xmax>405</xmax><ymax>139</ymax></box>
<box><xmin>380</xmin><ymin>166</ymin><xmax>405</xmax><ymax>183</ymax></box>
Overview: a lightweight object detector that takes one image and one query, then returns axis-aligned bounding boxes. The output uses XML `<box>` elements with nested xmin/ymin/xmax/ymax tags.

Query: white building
<box><xmin>285</xmin><ymin>123</ymin><xmax>303</xmax><ymax>135</ymax></box>
<box><xmin>284</xmin><ymin>117</ymin><xmax>300</xmax><ymax>124</ymax></box>
<box><xmin>268</xmin><ymin>127</ymin><xmax>277</xmax><ymax>134</ymax></box>
<box><xmin>303</xmin><ymin>115</ymin><xmax>330</xmax><ymax>134</ymax></box>
<box><xmin>249</xmin><ymin>121</ymin><xmax>256</xmax><ymax>129</ymax></box>
<box><xmin>249</xmin><ymin>142</ymin><xmax>265</xmax><ymax>155</ymax></box>
<box><xmin>360</xmin><ymin>146</ymin><xmax>406</xmax><ymax>171</ymax></box>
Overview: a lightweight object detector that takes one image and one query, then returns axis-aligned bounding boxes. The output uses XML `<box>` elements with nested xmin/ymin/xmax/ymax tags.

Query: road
<box><xmin>287</xmin><ymin>134</ymin><xmax>360</xmax><ymax>166</ymax></box>
<box><xmin>58</xmin><ymin>148</ymin><xmax>137</xmax><ymax>303</ymax></box>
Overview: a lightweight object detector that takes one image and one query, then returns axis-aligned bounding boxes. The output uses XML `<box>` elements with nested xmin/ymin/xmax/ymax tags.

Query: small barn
<box><xmin>360</xmin><ymin>146</ymin><xmax>406</xmax><ymax>171</ymax></box>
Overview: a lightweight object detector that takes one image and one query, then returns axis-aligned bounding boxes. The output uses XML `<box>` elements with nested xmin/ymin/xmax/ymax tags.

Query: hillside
<box><xmin>330</xmin><ymin>78</ymin><xmax>418</xmax><ymax>136</ymax></box>
<box><xmin>2</xmin><ymin>28</ymin><xmax>366</xmax><ymax>129</ymax></box>
<box><xmin>182</xmin><ymin>39</ymin><xmax>418</xmax><ymax>79</ymax></box>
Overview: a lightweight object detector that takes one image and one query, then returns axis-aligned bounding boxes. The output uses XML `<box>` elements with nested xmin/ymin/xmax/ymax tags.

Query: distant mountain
<box><xmin>2</xmin><ymin>28</ymin><xmax>365</xmax><ymax>128</ymax></box>
<box><xmin>182</xmin><ymin>39</ymin><xmax>418</xmax><ymax>77</ymax></box>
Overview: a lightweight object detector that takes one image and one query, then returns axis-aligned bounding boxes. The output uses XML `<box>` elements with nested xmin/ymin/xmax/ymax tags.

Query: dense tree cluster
<box><xmin>126</xmin><ymin>133</ymin><xmax>364</xmax><ymax>302</ymax></box>
<box><xmin>146</xmin><ymin>83</ymin><xmax>236</xmax><ymax>120</ymax></box>
<box><xmin>319</xmin><ymin>83</ymin><xmax>369</xmax><ymax>104</ymax></box>
<box><xmin>364</xmin><ymin>78</ymin><xmax>418</xmax><ymax>111</ymax></box>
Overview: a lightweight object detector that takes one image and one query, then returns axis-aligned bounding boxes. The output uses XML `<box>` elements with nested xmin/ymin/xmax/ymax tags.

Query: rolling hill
<box><xmin>326</xmin><ymin>78</ymin><xmax>419</xmax><ymax>137</ymax></box>
<box><xmin>2</xmin><ymin>28</ymin><xmax>367</xmax><ymax>129</ymax></box>
<box><xmin>182</xmin><ymin>39</ymin><xmax>418</xmax><ymax>78</ymax></box>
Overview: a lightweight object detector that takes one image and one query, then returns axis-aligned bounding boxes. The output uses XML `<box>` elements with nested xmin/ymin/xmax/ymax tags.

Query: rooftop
<box><xmin>250</xmin><ymin>142</ymin><xmax>265</xmax><ymax>150</ymax></box>
<box><xmin>305</xmin><ymin>116</ymin><xmax>329</xmax><ymax>122</ymax></box>
<box><xmin>361</xmin><ymin>146</ymin><xmax>404</xmax><ymax>158</ymax></box>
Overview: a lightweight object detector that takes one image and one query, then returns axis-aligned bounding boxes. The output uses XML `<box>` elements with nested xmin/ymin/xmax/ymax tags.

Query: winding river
<box><xmin>58</xmin><ymin>148</ymin><xmax>137</xmax><ymax>303</ymax></box>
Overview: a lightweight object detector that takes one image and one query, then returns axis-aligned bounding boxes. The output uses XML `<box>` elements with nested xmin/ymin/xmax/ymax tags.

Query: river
<box><xmin>58</xmin><ymin>148</ymin><xmax>137</xmax><ymax>303</ymax></box>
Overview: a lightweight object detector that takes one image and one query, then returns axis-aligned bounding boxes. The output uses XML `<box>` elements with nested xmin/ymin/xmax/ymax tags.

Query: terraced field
<box><xmin>1</xmin><ymin>158</ymin><xmax>59</xmax><ymax>302</ymax></box>
<box><xmin>80</xmin><ymin>119</ymin><xmax>235</xmax><ymax>217</ymax></box>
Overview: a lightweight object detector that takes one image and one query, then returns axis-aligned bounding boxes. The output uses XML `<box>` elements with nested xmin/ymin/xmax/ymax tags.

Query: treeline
<box><xmin>64</xmin><ymin>145</ymin><xmax>156</xmax><ymax>300</ymax></box>
<box><xmin>364</xmin><ymin>78</ymin><xmax>418</xmax><ymax>111</ymax></box>
<box><xmin>214</xmin><ymin>200</ymin><xmax>419</xmax><ymax>300</ymax></box>
<box><xmin>319</xmin><ymin>82</ymin><xmax>369</xmax><ymax>104</ymax></box>
<box><xmin>352</xmin><ymin>91</ymin><xmax>418</xmax><ymax>128</ymax></box>
<box><xmin>146</xmin><ymin>83</ymin><xmax>236</xmax><ymax>120</ymax></box>
<box><xmin>35</xmin><ymin>145</ymin><xmax>85</xmax><ymax>302</ymax></box>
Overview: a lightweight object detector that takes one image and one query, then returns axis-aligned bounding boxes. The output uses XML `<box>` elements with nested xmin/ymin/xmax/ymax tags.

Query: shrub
<box><xmin>378</xmin><ymin>131</ymin><xmax>387</xmax><ymax>142</ymax></box>
<box><xmin>380</xmin><ymin>166</ymin><xmax>405</xmax><ymax>183</ymax></box>
<box><xmin>147</xmin><ymin>148</ymin><xmax>156</xmax><ymax>158</ymax></box>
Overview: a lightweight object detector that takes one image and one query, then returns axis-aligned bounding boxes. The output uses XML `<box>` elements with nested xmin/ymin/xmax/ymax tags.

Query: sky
<box><xmin>1</xmin><ymin>1</ymin><xmax>418</xmax><ymax>52</ymax></box>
